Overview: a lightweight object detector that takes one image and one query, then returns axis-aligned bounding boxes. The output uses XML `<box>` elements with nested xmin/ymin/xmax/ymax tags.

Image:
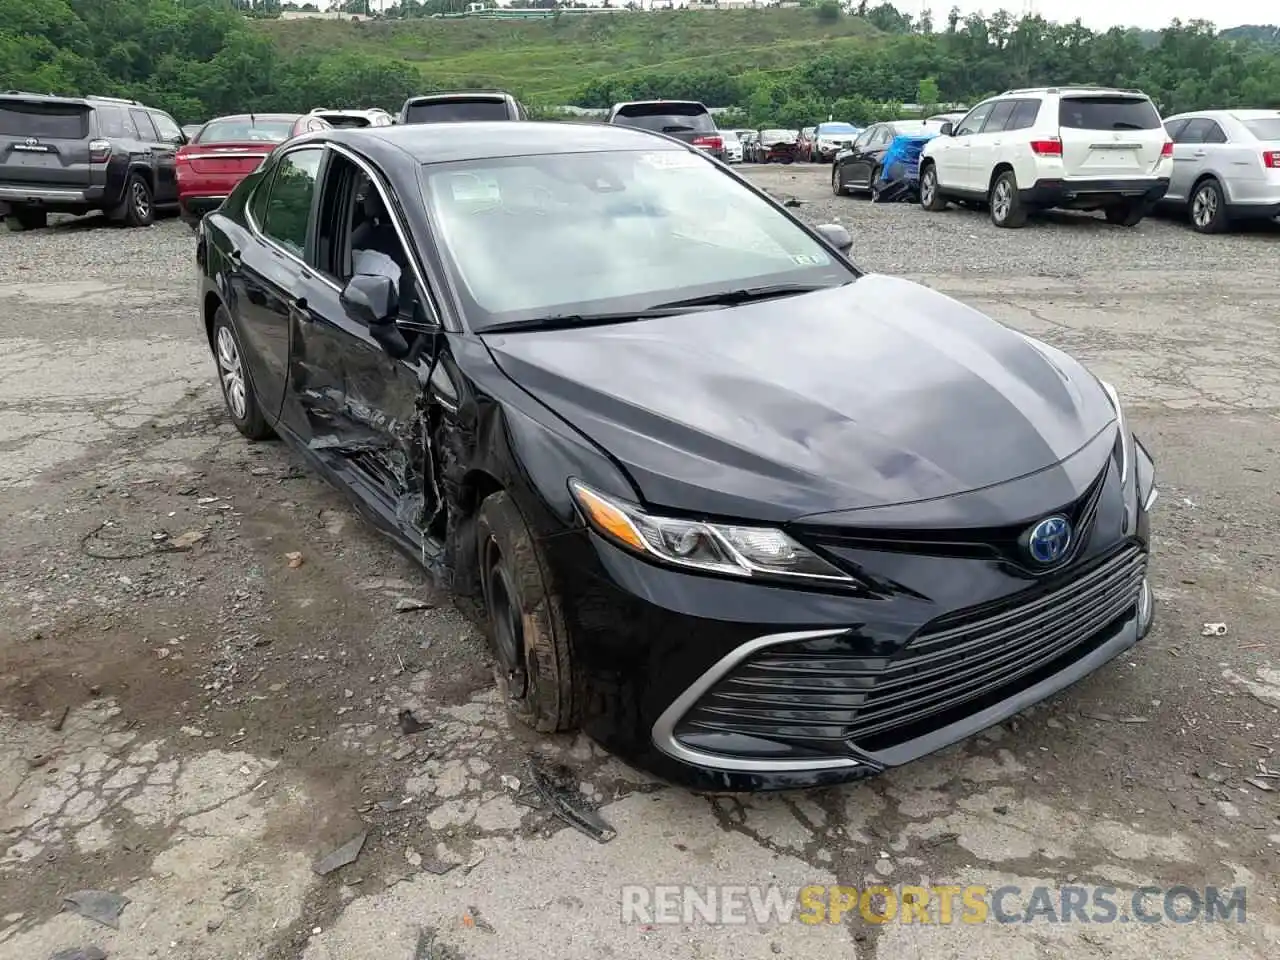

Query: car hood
<box><xmin>483</xmin><ymin>274</ymin><xmax>1117</xmax><ymax>523</ymax></box>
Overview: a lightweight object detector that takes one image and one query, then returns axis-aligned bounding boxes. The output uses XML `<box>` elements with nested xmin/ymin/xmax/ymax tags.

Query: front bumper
<box><xmin>547</xmin><ymin>456</ymin><xmax>1156</xmax><ymax>792</ymax></box>
<box><xmin>1022</xmin><ymin>177</ymin><xmax>1169</xmax><ymax>209</ymax></box>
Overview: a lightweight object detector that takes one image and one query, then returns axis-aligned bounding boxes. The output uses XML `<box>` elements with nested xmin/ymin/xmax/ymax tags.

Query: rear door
<box><xmin>1057</xmin><ymin>94</ymin><xmax>1166</xmax><ymax>180</ymax></box>
<box><xmin>1168</xmin><ymin>118</ymin><xmax>1216</xmax><ymax>202</ymax></box>
<box><xmin>610</xmin><ymin>102</ymin><xmax>717</xmax><ymax>149</ymax></box>
<box><xmin>0</xmin><ymin>97</ymin><xmax>93</xmax><ymax>189</ymax></box>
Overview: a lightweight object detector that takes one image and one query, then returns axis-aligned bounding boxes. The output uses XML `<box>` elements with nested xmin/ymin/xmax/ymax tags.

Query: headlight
<box><xmin>1100</xmin><ymin>380</ymin><xmax>1157</xmax><ymax>514</ymax></box>
<box><xmin>1099</xmin><ymin>380</ymin><xmax>1131</xmax><ymax>485</ymax></box>
<box><xmin>568</xmin><ymin>480</ymin><xmax>856</xmax><ymax>585</ymax></box>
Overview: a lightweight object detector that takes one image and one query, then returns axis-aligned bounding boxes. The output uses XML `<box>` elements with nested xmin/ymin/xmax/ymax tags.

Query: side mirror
<box><xmin>815</xmin><ymin>223</ymin><xmax>853</xmax><ymax>254</ymax></box>
<box><xmin>340</xmin><ymin>273</ymin><xmax>409</xmax><ymax>358</ymax></box>
<box><xmin>939</xmin><ymin>121</ymin><xmax>954</xmax><ymax>137</ymax></box>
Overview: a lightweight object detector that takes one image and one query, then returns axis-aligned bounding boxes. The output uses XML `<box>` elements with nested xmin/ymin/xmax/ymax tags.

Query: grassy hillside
<box><xmin>256</xmin><ymin>10</ymin><xmax>879</xmax><ymax>103</ymax></box>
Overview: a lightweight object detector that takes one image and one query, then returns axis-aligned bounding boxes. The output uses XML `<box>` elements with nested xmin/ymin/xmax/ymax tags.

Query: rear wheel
<box><xmin>476</xmin><ymin>490</ymin><xmax>579</xmax><ymax>733</ymax></box>
<box><xmin>113</xmin><ymin>174</ymin><xmax>153</xmax><ymax>227</ymax></box>
<box><xmin>989</xmin><ymin>170</ymin><xmax>1027</xmax><ymax>228</ymax></box>
<box><xmin>1104</xmin><ymin>201</ymin><xmax>1146</xmax><ymax>227</ymax></box>
<box><xmin>919</xmin><ymin>164</ymin><xmax>947</xmax><ymax>212</ymax></box>
<box><xmin>211</xmin><ymin>306</ymin><xmax>272</xmax><ymax>440</ymax></box>
<box><xmin>5</xmin><ymin>207</ymin><xmax>47</xmax><ymax>231</ymax></box>
<box><xmin>1188</xmin><ymin>179</ymin><xmax>1228</xmax><ymax>234</ymax></box>
<box><xmin>831</xmin><ymin>166</ymin><xmax>844</xmax><ymax>196</ymax></box>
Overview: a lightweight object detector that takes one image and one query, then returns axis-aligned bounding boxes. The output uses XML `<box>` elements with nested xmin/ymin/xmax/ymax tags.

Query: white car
<box><xmin>918</xmin><ymin>87</ymin><xmax>1174</xmax><ymax>228</ymax></box>
<box><xmin>1158</xmin><ymin>109</ymin><xmax>1280</xmax><ymax>233</ymax></box>
<box><xmin>308</xmin><ymin>107</ymin><xmax>395</xmax><ymax>129</ymax></box>
<box><xmin>721</xmin><ymin>129</ymin><xmax>744</xmax><ymax>163</ymax></box>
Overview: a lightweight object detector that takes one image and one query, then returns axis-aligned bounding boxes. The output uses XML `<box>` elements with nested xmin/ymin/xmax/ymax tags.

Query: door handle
<box><xmin>1192</xmin><ymin>151</ymin><xmax>1206</xmax><ymax>158</ymax></box>
<box><xmin>288</xmin><ymin>297</ymin><xmax>313</xmax><ymax>324</ymax></box>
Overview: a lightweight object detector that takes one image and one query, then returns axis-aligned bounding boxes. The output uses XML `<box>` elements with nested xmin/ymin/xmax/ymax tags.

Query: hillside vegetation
<box><xmin>1</xmin><ymin>1</ymin><xmax>1278</xmax><ymax>127</ymax></box>
<box><xmin>257</xmin><ymin>10</ymin><xmax>878</xmax><ymax>104</ymax></box>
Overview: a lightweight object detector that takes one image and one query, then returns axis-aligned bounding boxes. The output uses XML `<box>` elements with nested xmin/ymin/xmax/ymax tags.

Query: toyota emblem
<box><xmin>24</xmin><ymin>137</ymin><xmax>39</xmax><ymax>146</ymax></box>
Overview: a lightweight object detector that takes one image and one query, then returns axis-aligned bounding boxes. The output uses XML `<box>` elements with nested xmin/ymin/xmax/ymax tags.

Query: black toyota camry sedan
<box><xmin>195</xmin><ymin>121</ymin><xmax>1158</xmax><ymax>792</ymax></box>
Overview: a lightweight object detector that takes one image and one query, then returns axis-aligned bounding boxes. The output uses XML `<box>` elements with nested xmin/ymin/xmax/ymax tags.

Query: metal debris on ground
<box><xmin>312</xmin><ymin>830</ymin><xmax>368</xmax><ymax>876</ymax></box>
<box><xmin>398</xmin><ymin>709</ymin><xmax>428</xmax><ymax>734</ymax></box>
<box><xmin>50</xmin><ymin>947</ymin><xmax>108</xmax><ymax>960</ymax></box>
<box><xmin>285</xmin><ymin>551</ymin><xmax>304</xmax><ymax>568</ymax></box>
<box><xmin>1202</xmin><ymin>622</ymin><xmax>1228</xmax><ymax>636</ymax></box>
<box><xmin>521</xmin><ymin>758</ymin><xmax>617</xmax><ymax>844</ymax></box>
<box><xmin>61</xmin><ymin>890</ymin><xmax>129</xmax><ymax>929</ymax></box>
<box><xmin>1244</xmin><ymin>778</ymin><xmax>1274</xmax><ymax>792</ymax></box>
<box><xmin>160</xmin><ymin>529</ymin><xmax>207</xmax><ymax>552</ymax></box>
<box><xmin>394</xmin><ymin>596</ymin><xmax>434</xmax><ymax>612</ymax></box>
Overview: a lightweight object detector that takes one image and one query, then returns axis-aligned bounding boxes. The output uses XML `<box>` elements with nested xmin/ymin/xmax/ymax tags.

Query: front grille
<box><xmin>674</xmin><ymin>544</ymin><xmax>1146</xmax><ymax>755</ymax></box>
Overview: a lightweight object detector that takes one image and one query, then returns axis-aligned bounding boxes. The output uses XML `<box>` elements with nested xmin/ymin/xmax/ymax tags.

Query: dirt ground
<box><xmin>2</xmin><ymin>166</ymin><xmax>1278</xmax><ymax>960</ymax></box>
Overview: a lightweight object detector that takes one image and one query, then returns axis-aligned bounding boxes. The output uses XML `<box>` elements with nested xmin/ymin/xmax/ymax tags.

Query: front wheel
<box><xmin>919</xmin><ymin>165</ymin><xmax>947</xmax><ymax>212</ymax></box>
<box><xmin>476</xmin><ymin>490</ymin><xmax>579</xmax><ymax>733</ymax></box>
<box><xmin>1188</xmin><ymin>179</ymin><xmax>1228</xmax><ymax>234</ymax></box>
<box><xmin>989</xmin><ymin>171</ymin><xmax>1028</xmax><ymax>228</ymax></box>
<box><xmin>211</xmin><ymin>306</ymin><xmax>273</xmax><ymax>440</ymax></box>
<box><xmin>1104</xmin><ymin>201</ymin><xmax>1146</xmax><ymax>227</ymax></box>
<box><xmin>831</xmin><ymin>166</ymin><xmax>844</xmax><ymax>196</ymax></box>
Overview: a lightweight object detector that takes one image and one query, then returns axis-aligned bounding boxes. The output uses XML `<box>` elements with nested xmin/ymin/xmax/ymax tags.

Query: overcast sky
<box><xmin>905</xmin><ymin>2</ymin><xmax>1269</xmax><ymax>31</ymax></box>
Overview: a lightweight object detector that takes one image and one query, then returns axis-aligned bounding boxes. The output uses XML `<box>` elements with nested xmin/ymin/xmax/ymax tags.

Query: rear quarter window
<box><xmin>1241</xmin><ymin>117</ymin><xmax>1280</xmax><ymax>141</ymax></box>
<box><xmin>613</xmin><ymin>104</ymin><xmax>716</xmax><ymax>134</ymax></box>
<box><xmin>1058</xmin><ymin>97</ymin><xmax>1161</xmax><ymax>131</ymax></box>
<box><xmin>0</xmin><ymin>101</ymin><xmax>90</xmax><ymax>139</ymax></box>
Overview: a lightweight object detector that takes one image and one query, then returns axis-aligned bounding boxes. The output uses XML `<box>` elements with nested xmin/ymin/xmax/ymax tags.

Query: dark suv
<box><xmin>397</xmin><ymin>90</ymin><xmax>528</xmax><ymax>125</ymax></box>
<box><xmin>0</xmin><ymin>91</ymin><xmax>186</xmax><ymax>231</ymax></box>
<box><xmin>606</xmin><ymin>100</ymin><xmax>726</xmax><ymax>162</ymax></box>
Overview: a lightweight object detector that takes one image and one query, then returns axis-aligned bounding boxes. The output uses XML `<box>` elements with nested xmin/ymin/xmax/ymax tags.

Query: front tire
<box><xmin>1188</xmin><ymin>179</ymin><xmax>1228</xmax><ymax>234</ymax></box>
<box><xmin>211</xmin><ymin>306</ymin><xmax>272</xmax><ymax>440</ymax></box>
<box><xmin>831</xmin><ymin>166</ymin><xmax>844</xmax><ymax>196</ymax></box>
<box><xmin>919</xmin><ymin>164</ymin><xmax>947</xmax><ymax>212</ymax></box>
<box><xmin>989</xmin><ymin>170</ymin><xmax>1027</xmax><ymax>228</ymax></box>
<box><xmin>476</xmin><ymin>490</ymin><xmax>579</xmax><ymax>734</ymax></box>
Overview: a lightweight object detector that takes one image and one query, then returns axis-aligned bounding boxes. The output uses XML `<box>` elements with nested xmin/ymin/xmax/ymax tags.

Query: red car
<box><xmin>177</xmin><ymin>113</ymin><xmax>331</xmax><ymax>228</ymax></box>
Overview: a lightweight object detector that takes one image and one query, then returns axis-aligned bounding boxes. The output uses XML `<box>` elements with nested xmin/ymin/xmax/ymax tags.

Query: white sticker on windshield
<box><xmin>791</xmin><ymin>254</ymin><xmax>826</xmax><ymax>265</ymax></box>
<box><xmin>448</xmin><ymin>174</ymin><xmax>501</xmax><ymax>202</ymax></box>
<box><xmin>639</xmin><ymin>151</ymin><xmax>703</xmax><ymax>169</ymax></box>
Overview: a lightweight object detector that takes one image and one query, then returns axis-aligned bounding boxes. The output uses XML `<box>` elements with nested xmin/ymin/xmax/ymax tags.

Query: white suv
<box><xmin>918</xmin><ymin>87</ymin><xmax>1174</xmax><ymax>228</ymax></box>
<box><xmin>308</xmin><ymin>107</ymin><xmax>395</xmax><ymax>129</ymax></box>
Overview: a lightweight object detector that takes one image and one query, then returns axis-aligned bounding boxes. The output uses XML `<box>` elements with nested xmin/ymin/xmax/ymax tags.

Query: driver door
<box><xmin>289</xmin><ymin>150</ymin><xmax>440</xmax><ymax>531</ymax></box>
<box><xmin>943</xmin><ymin>102</ymin><xmax>995</xmax><ymax>192</ymax></box>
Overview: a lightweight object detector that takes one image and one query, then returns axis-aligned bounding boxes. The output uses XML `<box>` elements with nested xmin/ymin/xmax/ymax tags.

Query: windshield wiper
<box><xmin>480</xmin><ymin>307</ymin><xmax>707</xmax><ymax>334</ymax></box>
<box><xmin>650</xmin><ymin>281</ymin><xmax>848</xmax><ymax>311</ymax></box>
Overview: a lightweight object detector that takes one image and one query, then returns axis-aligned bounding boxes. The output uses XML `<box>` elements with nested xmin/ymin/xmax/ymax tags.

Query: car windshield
<box><xmin>196</xmin><ymin>117</ymin><xmax>296</xmax><ymax>144</ymax></box>
<box><xmin>613</xmin><ymin>103</ymin><xmax>715</xmax><ymax>134</ymax></box>
<box><xmin>817</xmin><ymin>123</ymin><xmax>858</xmax><ymax>137</ymax></box>
<box><xmin>1241</xmin><ymin>117</ymin><xmax>1280</xmax><ymax>140</ymax></box>
<box><xmin>891</xmin><ymin>121</ymin><xmax>945</xmax><ymax>136</ymax></box>
<box><xmin>1058</xmin><ymin>96</ymin><xmax>1161</xmax><ymax>131</ymax></box>
<box><xmin>420</xmin><ymin>149</ymin><xmax>851</xmax><ymax>329</ymax></box>
<box><xmin>761</xmin><ymin>130</ymin><xmax>797</xmax><ymax>141</ymax></box>
<box><xmin>404</xmin><ymin>99</ymin><xmax>509</xmax><ymax>123</ymax></box>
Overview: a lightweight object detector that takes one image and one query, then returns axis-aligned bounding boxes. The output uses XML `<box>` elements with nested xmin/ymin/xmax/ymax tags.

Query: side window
<box><xmin>129</xmin><ymin>109</ymin><xmax>159</xmax><ymax>142</ymax></box>
<box><xmin>981</xmin><ymin>100</ymin><xmax>1016</xmax><ymax>133</ymax></box>
<box><xmin>955</xmin><ymin>103</ymin><xmax>994</xmax><ymax>137</ymax></box>
<box><xmin>259</xmin><ymin>148</ymin><xmax>324</xmax><ymax>258</ymax></box>
<box><xmin>874</xmin><ymin>127</ymin><xmax>893</xmax><ymax>145</ymax></box>
<box><xmin>1164</xmin><ymin>118</ymin><xmax>1190</xmax><ymax>141</ymax></box>
<box><xmin>1007</xmin><ymin>99</ymin><xmax>1041</xmax><ymax>131</ymax></box>
<box><xmin>853</xmin><ymin>126</ymin><xmax>875</xmax><ymax>149</ymax></box>
<box><xmin>1203</xmin><ymin>121</ymin><xmax>1228</xmax><ymax>144</ymax></box>
<box><xmin>307</xmin><ymin>118</ymin><xmax>330</xmax><ymax>133</ymax></box>
<box><xmin>150</xmin><ymin>111</ymin><xmax>184</xmax><ymax>143</ymax></box>
<box><xmin>94</xmin><ymin>106</ymin><xmax>130</xmax><ymax>138</ymax></box>
<box><xmin>1177</xmin><ymin>118</ymin><xmax>1214</xmax><ymax>144</ymax></box>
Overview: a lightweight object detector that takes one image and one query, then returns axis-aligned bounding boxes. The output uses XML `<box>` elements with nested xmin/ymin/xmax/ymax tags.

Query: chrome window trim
<box><xmin>650</xmin><ymin>628</ymin><xmax>862</xmax><ymax>773</ymax></box>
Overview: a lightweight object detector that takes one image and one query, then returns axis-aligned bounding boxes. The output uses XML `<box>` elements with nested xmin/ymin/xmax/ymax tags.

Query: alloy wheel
<box><xmin>992</xmin><ymin>180</ymin><xmax>1013</xmax><ymax>222</ymax></box>
<box><xmin>1192</xmin><ymin>186</ymin><xmax>1218</xmax><ymax>229</ymax></box>
<box><xmin>921</xmin><ymin>171</ymin><xmax>936</xmax><ymax>206</ymax></box>
<box><xmin>132</xmin><ymin>181</ymin><xmax>150</xmax><ymax>221</ymax></box>
<box><xmin>215</xmin><ymin>326</ymin><xmax>247</xmax><ymax>420</ymax></box>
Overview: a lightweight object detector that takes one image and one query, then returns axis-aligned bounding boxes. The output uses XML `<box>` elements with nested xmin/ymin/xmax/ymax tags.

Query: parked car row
<box><xmin>830</xmin><ymin>86</ymin><xmax>1278</xmax><ymax>234</ymax></box>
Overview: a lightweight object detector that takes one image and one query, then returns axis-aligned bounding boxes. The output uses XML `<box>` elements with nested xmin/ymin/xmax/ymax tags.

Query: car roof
<box><xmin>329</xmin><ymin>120</ymin><xmax>687</xmax><ymax>164</ymax></box>
<box><xmin>0</xmin><ymin>92</ymin><xmax>143</xmax><ymax>108</ymax></box>
<box><xmin>405</xmin><ymin>91</ymin><xmax>512</xmax><ymax>103</ymax></box>
<box><xmin>1166</xmin><ymin>109</ymin><xmax>1278</xmax><ymax>121</ymax></box>
<box><xmin>612</xmin><ymin>100</ymin><xmax>706</xmax><ymax>109</ymax></box>
<box><xmin>207</xmin><ymin>113</ymin><xmax>303</xmax><ymax>122</ymax></box>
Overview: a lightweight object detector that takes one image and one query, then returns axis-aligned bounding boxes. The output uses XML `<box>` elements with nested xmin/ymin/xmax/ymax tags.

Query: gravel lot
<box><xmin>2</xmin><ymin>169</ymin><xmax>1279</xmax><ymax>960</ymax></box>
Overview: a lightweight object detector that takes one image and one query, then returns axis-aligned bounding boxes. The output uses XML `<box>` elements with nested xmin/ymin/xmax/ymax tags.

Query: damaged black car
<box><xmin>195</xmin><ymin>122</ymin><xmax>1159</xmax><ymax>792</ymax></box>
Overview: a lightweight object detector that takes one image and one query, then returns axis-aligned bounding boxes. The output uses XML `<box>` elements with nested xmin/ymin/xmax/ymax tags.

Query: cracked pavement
<box><xmin>1</xmin><ymin>176</ymin><xmax>1278</xmax><ymax>959</ymax></box>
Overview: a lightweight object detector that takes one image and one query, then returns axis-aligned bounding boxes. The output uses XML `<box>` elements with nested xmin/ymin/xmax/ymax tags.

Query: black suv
<box><xmin>397</xmin><ymin>90</ymin><xmax>528</xmax><ymax>125</ymax></box>
<box><xmin>0</xmin><ymin>91</ymin><xmax>186</xmax><ymax>231</ymax></box>
<box><xmin>606</xmin><ymin>100</ymin><xmax>726</xmax><ymax>162</ymax></box>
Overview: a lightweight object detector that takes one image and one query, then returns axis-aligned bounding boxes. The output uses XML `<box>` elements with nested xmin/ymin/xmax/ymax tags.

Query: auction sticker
<box><xmin>639</xmin><ymin>151</ymin><xmax>703</xmax><ymax>169</ymax></box>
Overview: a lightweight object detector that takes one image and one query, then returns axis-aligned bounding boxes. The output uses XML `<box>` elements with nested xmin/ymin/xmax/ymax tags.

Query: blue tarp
<box><xmin>876</xmin><ymin>132</ymin><xmax>940</xmax><ymax>186</ymax></box>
